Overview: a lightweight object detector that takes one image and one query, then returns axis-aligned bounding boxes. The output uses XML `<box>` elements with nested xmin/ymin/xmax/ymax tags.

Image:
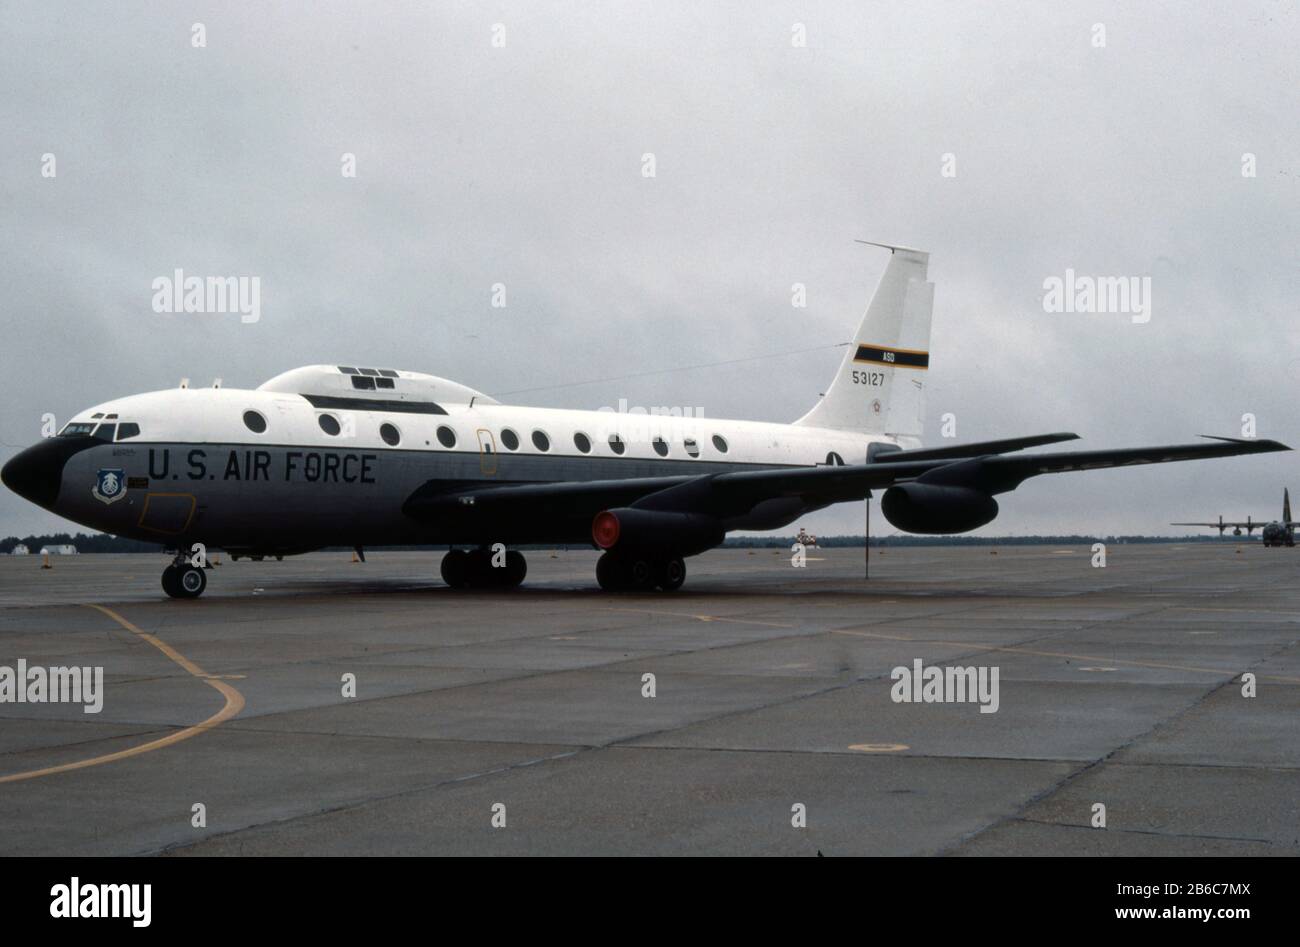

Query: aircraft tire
<box><xmin>162</xmin><ymin>565</ymin><xmax>182</xmax><ymax>598</ymax></box>
<box><xmin>657</xmin><ymin>557</ymin><xmax>686</xmax><ymax>592</ymax></box>
<box><xmin>175</xmin><ymin>565</ymin><xmax>207</xmax><ymax>599</ymax></box>
<box><xmin>441</xmin><ymin>549</ymin><xmax>471</xmax><ymax>589</ymax></box>
<box><xmin>596</xmin><ymin>553</ymin><xmax>625</xmax><ymax>591</ymax></box>
<box><xmin>465</xmin><ymin>548</ymin><xmax>494</xmax><ymax>587</ymax></box>
<box><xmin>626</xmin><ymin>558</ymin><xmax>656</xmax><ymax>591</ymax></box>
<box><xmin>503</xmin><ymin>551</ymin><xmax>527</xmax><ymax>588</ymax></box>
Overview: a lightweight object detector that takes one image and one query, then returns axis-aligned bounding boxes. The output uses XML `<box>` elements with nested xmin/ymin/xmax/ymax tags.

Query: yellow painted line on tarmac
<box><xmin>0</xmin><ymin>604</ymin><xmax>245</xmax><ymax>785</ymax></box>
<box><xmin>600</xmin><ymin>606</ymin><xmax>797</xmax><ymax>630</ymax></box>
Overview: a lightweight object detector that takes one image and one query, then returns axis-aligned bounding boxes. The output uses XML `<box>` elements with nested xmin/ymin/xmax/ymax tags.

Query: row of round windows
<box><xmin>241</xmin><ymin>409</ymin><xmax>730</xmax><ymax>456</ymax></box>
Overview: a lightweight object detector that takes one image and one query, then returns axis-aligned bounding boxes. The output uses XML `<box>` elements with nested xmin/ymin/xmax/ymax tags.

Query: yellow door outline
<box><xmin>137</xmin><ymin>492</ymin><xmax>197</xmax><ymax>535</ymax></box>
<box><xmin>476</xmin><ymin>428</ymin><xmax>498</xmax><ymax>476</ymax></box>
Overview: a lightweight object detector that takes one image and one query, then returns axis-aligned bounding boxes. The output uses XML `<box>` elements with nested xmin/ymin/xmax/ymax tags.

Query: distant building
<box><xmin>10</xmin><ymin>544</ymin><xmax>29</xmax><ymax>556</ymax></box>
<box><xmin>38</xmin><ymin>545</ymin><xmax>77</xmax><ymax>555</ymax></box>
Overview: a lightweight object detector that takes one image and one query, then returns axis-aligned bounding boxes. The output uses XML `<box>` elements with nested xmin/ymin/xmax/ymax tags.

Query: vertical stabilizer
<box><xmin>795</xmin><ymin>242</ymin><xmax>934</xmax><ymax>437</ymax></box>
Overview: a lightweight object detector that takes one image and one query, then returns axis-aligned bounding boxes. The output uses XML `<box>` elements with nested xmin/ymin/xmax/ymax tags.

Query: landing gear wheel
<box><xmin>596</xmin><ymin>553</ymin><xmax>625</xmax><ymax>591</ymax></box>
<box><xmin>441</xmin><ymin>549</ymin><xmax>470</xmax><ymax>589</ymax></box>
<box><xmin>164</xmin><ymin>564</ymin><xmax>207</xmax><ymax>599</ymax></box>
<box><xmin>627</xmin><ymin>559</ymin><xmax>656</xmax><ymax>591</ymax></box>
<box><xmin>503</xmin><ymin>550</ymin><xmax>527</xmax><ymax>589</ymax></box>
<box><xmin>657</xmin><ymin>557</ymin><xmax>686</xmax><ymax>592</ymax></box>
<box><xmin>465</xmin><ymin>548</ymin><xmax>493</xmax><ymax>588</ymax></box>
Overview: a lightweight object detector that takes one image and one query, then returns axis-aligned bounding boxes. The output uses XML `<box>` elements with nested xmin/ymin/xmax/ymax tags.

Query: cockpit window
<box><xmin>59</xmin><ymin>423</ymin><xmax>96</xmax><ymax>438</ymax></box>
<box><xmin>92</xmin><ymin>424</ymin><xmax>116</xmax><ymax>441</ymax></box>
<box><xmin>117</xmin><ymin>423</ymin><xmax>141</xmax><ymax>440</ymax></box>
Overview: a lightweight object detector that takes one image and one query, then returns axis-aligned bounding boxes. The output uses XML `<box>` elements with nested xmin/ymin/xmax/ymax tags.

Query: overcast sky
<box><xmin>2</xmin><ymin>1</ymin><xmax>1297</xmax><ymax>540</ymax></box>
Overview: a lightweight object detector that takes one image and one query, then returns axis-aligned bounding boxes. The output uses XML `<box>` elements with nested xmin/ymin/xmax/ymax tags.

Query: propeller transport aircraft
<box><xmin>1174</xmin><ymin>488</ymin><xmax>1297</xmax><ymax>546</ymax></box>
<box><xmin>2</xmin><ymin>244</ymin><xmax>1288</xmax><ymax>598</ymax></box>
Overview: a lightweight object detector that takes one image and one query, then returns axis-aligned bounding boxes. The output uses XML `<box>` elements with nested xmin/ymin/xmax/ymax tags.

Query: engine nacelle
<box><xmin>592</xmin><ymin>508</ymin><xmax>724</xmax><ymax>557</ymax></box>
<box><xmin>880</xmin><ymin>484</ymin><xmax>999</xmax><ymax>534</ymax></box>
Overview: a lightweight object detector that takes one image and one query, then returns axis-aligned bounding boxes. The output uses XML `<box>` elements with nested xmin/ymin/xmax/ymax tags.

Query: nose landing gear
<box><xmin>162</xmin><ymin>558</ymin><xmax>208</xmax><ymax>599</ymax></box>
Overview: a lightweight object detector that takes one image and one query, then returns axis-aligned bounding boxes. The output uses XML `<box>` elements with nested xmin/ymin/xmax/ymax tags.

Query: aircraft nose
<box><xmin>2</xmin><ymin>440</ymin><xmax>72</xmax><ymax>510</ymax></box>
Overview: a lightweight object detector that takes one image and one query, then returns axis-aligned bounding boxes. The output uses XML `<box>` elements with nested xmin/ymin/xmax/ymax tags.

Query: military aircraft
<box><xmin>2</xmin><ymin>243</ymin><xmax>1288</xmax><ymax>597</ymax></box>
<box><xmin>1173</xmin><ymin>488</ymin><xmax>1296</xmax><ymax>546</ymax></box>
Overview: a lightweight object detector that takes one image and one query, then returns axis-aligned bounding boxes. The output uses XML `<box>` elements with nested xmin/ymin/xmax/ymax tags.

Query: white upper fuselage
<box><xmin>68</xmin><ymin>365</ymin><xmax>912</xmax><ymax>472</ymax></box>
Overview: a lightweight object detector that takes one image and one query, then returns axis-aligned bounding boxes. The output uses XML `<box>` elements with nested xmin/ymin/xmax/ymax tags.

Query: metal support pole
<box><xmin>865</xmin><ymin>497</ymin><xmax>870</xmax><ymax>580</ymax></box>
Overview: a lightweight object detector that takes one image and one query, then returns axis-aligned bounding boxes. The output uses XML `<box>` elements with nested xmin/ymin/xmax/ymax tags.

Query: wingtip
<box><xmin>1199</xmin><ymin>435</ymin><xmax>1291</xmax><ymax>451</ymax></box>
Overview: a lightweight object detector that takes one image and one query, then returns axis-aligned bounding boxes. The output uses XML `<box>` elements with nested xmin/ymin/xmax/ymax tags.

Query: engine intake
<box><xmin>880</xmin><ymin>484</ymin><xmax>998</xmax><ymax>534</ymax></box>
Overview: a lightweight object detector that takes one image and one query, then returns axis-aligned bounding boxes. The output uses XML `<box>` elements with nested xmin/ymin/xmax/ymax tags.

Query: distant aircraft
<box><xmin>1173</xmin><ymin>488</ymin><xmax>1297</xmax><ymax>546</ymax></box>
<box><xmin>2</xmin><ymin>243</ymin><xmax>1288</xmax><ymax>597</ymax></box>
<box><xmin>794</xmin><ymin>528</ymin><xmax>818</xmax><ymax>547</ymax></box>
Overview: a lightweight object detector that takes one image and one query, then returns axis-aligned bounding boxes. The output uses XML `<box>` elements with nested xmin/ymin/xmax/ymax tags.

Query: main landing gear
<box><xmin>162</xmin><ymin>555</ymin><xmax>208</xmax><ymax>600</ymax></box>
<box><xmin>441</xmin><ymin>548</ymin><xmax>527</xmax><ymax>590</ymax></box>
<box><xmin>596</xmin><ymin>552</ymin><xmax>686</xmax><ymax>592</ymax></box>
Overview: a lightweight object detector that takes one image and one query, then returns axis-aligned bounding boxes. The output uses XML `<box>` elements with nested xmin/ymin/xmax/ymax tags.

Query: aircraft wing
<box><xmin>1171</xmin><ymin>521</ymin><xmax>1259</xmax><ymax>528</ymax></box>
<box><xmin>403</xmin><ymin>436</ymin><xmax>1288</xmax><ymax>542</ymax></box>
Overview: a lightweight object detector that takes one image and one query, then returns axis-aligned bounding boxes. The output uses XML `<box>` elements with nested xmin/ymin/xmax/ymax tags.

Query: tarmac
<box><xmin>0</xmin><ymin>543</ymin><xmax>1296</xmax><ymax>856</ymax></box>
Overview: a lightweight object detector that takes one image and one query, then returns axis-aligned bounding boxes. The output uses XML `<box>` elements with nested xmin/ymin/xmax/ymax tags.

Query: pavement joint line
<box><xmin>1011</xmin><ymin>816</ymin><xmax>1279</xmax><ymax>846</ymax></box>
<box><xmin>939</xmin><ymin>670</ymin><xmax>1248</xmax><ymax>856</ymax></box>
<box><xmin>0</xmin><ymin>726</ymin><xmax>180</xmax><ymax>762</ymax></box>
<box><xmin>150</xmin><ymin>745</ymin><xmax>586</xmax><ymax>857</ymax></box>
<box><xmin>603</xmin><ymin>743</ymin><xmax>1300</xmax><ymax>771</ymax></box>
<box><xmin>0</xmin><ymin>604</ymin><xmax>246</xmax><ymax>784</ymax></box>
<box><xmin>829</xmin><ymin>628</ymin><xmax>1300</xmax><ymax>684</ymax></box>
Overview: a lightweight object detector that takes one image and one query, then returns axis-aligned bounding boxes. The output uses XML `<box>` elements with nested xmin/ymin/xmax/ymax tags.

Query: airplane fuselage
<box><xmin>15</xmin><ymin>376</ymin><xmax>908</xmax><ymax>556</ymax></box>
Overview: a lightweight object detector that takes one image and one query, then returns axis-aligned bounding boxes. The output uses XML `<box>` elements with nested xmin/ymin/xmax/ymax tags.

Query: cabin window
<box><xmin>712</xmin><ymin>434</ymin><xmax>728</xmax><ymax>453</ymax></box>
<box><xmin>380</xmin><ymin>423</ymin><xmax>401</xmax><ymax>446</ymax></box>
<box><xmin>684</xmin><ymin>438</ymin><xmax>700</xmax><ymax>458</ymax></box>
<box><xmin>573</xmin><ymin>432</ymin><xmax>592</xmax><ymax>453</ymax></box>
<box><xmin>117</xmin><ymin>423</ymin><xmax>141</xmax><ymax>441</ymax></box>
<box><xmin>652</xmin><ymin>437</ymin><xmax>669</xmax><ymax>457</ymax></box>
<box><xmin>608</xmin><ymin>433</ymin><xmax>626</xmax><ymax>455</ymax></box>
<box><xmin>532</xmin><ymin>430</ymin><xmax>550</xmax><ymax>452</ymax></box>
<box><xmin>437</xmin><ymin>425</ymin><xmax>457</xmax><ymax>448</ymax></box>
<box><xmin>243</xmin><ymin>411</ymin><xmax>267</xmax><ymax>434</ymax></box>
<box><xmin>318</xmin><ymin>414</ymin><xmax>341</xmax><ymax>436</ymax></box>
<box><xmin>500</xmin><ymin>428</ymin><xmax>520</xmax><ymax>451</ymax></box>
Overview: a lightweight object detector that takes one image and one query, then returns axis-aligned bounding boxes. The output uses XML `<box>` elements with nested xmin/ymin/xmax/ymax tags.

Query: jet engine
<box><xmin>880</xmin><ymin>483</ymin><xmax>999</xmax><ymax>534</ymax></box>
<box><xmin>592</xmin><ymin>508</ymin><xmax>724</xmax><ymax>557</ymax></box>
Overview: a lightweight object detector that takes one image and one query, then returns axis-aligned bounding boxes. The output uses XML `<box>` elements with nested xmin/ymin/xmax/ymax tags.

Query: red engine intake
<box><xmin>592</xmin><ymin>510</ymin><xmax>621</xmax><ymax>549</ymax></box>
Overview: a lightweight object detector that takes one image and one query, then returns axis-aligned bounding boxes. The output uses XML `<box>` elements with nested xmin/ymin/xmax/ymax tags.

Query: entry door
<box><xmin>476</xmin><ymin>429</ymin><xmax>498</xmax><ymax>476</ymax></box>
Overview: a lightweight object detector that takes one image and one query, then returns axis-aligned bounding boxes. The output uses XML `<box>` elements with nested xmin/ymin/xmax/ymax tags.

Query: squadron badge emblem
<box><xmin>92</xmin><ymin>468</ymin><xmax>126</xmax><ymax>505</ymax></box>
